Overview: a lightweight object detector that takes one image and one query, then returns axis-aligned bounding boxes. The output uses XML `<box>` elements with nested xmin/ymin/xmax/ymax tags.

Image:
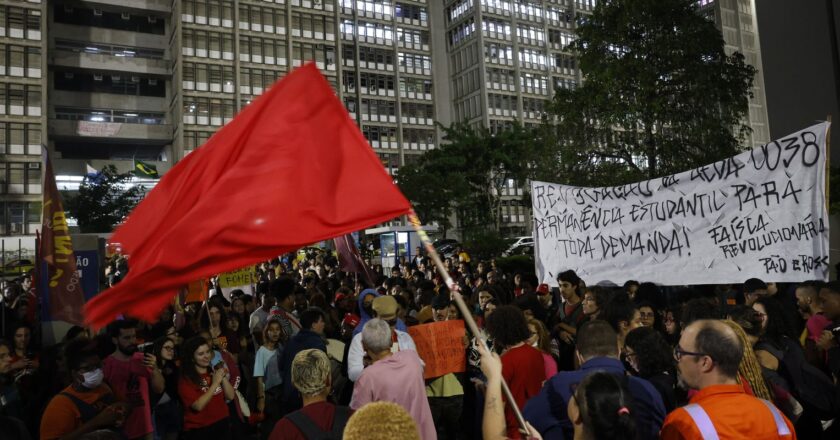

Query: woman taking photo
<box><xmin>178</xmin><ymin>336</ymin><xmax>235</xmax><ymax>440</ymax></box>
<box><xmin>152</xmin><ymin>336</ymin><xmax>180</xmax><ymax>440</ymax></box>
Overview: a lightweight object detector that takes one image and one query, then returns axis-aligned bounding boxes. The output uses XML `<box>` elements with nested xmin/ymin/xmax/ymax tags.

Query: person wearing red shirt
<box><xmin>178</xmin><ymin>336</ymin><xmax>235</xmax><ymax>440</ymax></box>
<box><xmin>486</xmin><ymin>305</ymin><xmax>544</xmax><ymax>439</ymax></box>
<box><xmin>661</xmin><ymin>320</ymin><xmax>795</xmax><ymax>439</ymax></box>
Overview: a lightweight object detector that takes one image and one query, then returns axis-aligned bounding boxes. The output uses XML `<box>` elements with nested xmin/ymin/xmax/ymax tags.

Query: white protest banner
<box><xmin>532</xmin><ymin>122</ymin><xmax>830</xmax><ymax>286</ymax></box>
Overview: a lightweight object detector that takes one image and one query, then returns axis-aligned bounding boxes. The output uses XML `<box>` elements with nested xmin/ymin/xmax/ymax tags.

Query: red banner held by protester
<box><xmin>38</xmin><ymin>150</ymin><xmax>85</xmax><ymax>326</ymax></box>
<box><xmin>84</xmin><ymin>63</ymin><xmax>412</xmax><ymax>327</ymax></box>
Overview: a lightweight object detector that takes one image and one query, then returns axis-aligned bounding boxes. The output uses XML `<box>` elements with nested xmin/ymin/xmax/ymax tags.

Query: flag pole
<box><xmin>826</xmin><ymin>115</ymin><xmax>832</xmax><ymax>213</ymax></box>
<box><xmin>406</xmin><ymin>210</ymin><xmax>528</xmax><ymax>432</ymax></box>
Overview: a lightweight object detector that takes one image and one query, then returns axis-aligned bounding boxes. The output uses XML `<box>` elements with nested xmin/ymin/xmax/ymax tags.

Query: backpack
<box><xmin>759</xmin><ymin>337</ymin><xmax>840</xmax><ymax>420</ymax></box>
<box><xmin>286</xmin><ymin>405</ymin><xmax>351</xmax><ymax>440</ymax></box>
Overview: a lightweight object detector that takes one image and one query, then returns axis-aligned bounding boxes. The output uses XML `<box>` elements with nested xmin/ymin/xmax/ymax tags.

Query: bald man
<box><xmin>661</xmin><ymin>319</ymin><xmax>796</xmax><ymax>439</ymax></box>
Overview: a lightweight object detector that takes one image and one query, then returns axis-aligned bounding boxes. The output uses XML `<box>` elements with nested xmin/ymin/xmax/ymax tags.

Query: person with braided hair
<box><xmin>719</xmin><ymin>319</ymin><xmax>774</xmax><ymax>402</ymax></box>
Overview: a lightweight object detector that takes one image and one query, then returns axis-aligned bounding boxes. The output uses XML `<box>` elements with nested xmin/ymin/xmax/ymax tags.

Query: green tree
<box><xmin>64</xmin><ymin>165</ymin><xmax>144</xmax><ymax>233</ymax></box>
<box><xmin>547</xmin><ymin>0</ymin><xmax>756</xmax><ymax>186</ymax></box>
<box><xmin>398</xmin><ymin>122</ymin><xmax>546</xmax><ymax>239</ymax></box>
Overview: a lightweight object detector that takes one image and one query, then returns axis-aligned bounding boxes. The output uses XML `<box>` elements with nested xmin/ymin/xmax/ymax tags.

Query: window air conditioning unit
<box><xmin>149</xmin><ymin>79</ymin><xmax>158</xmax><ymax>85</ymax></box>
<box><xmin>112</xmin><ymin>75</ymin><xmax>121</xmax><ymax>82</ymax></box>
<box><xmin>121</xmin><ymin>13</ymin><xmax>131</xmax><ymax>20</ymax></box>
<box><xmin>93</xmin><ymin>9</ymin><xmax>103</xmax><ymax>16</ymax></box>
<box><xmin>94</xmin><ymin>74</ymin><xmax>103</xmax><ymax>81</ymax></box>
<box><xmin>148</xmin><ymin>16</ymin><xmax>158</xmax><ymax>24</ymax></box>
<box><xmin>131</xmin><ymin>76</ymin><xmax>140</xmax><ymax>83</ymax></box>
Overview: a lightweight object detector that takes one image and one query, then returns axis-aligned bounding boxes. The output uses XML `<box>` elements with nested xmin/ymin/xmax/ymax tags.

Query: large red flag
<box><xmin>84</xmin><ymin>64</ymin><xmax>412</xmax><ymax>327</ymax></box>
<box><xmin>39</xmin><ymin>150</ymin><xmax>85</xmax><ymax>325</ymax></box>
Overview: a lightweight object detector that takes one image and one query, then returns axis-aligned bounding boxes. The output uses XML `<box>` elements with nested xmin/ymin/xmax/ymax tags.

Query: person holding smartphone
<box><xmin>104</xmin><ymin>320</ymin><xmax>164</xmax><ymax>440</ymax></box>
<box><xmin>178</xmin><ymin>336</ymin><xmax>235</xmax><ymax>440</ymax></box>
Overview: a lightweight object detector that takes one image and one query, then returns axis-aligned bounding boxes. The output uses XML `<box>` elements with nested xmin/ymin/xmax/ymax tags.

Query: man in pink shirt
<box><xmin>350</xmin><ymin>318</ymin><xmax>436</xmax><ymax>440</ymax></box>
<box><xmin>104</xmin><ymin>320</ymin><xmax>165</xmax><ymax>440</ymax></box>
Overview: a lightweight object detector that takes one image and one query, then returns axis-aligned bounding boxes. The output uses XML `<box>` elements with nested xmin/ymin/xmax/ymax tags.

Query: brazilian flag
<box><xmin>134</xmin><ymin>159</ymin><xmax>160</xmax><ymax>179</ymax></box>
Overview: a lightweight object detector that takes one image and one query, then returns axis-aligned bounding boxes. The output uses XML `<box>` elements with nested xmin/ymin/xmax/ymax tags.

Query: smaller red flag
<box><xmin>38</xmin><ymin>150</ymin><xmax>85</xmax><ymax>326</ymax></box>
<box><xmin>334</xmin><ymin>234</ymin><xmax>375</xmax><ymax>286</ymax></box>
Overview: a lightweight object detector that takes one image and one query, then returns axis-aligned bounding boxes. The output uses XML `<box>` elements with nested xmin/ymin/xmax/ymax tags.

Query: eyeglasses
<box><xmin>673</xmin><ymin>345</ymin><xmax>710</xmax><ymax>362</ymax></box>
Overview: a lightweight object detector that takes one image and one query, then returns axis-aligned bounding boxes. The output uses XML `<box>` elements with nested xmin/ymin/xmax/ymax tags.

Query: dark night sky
<box><xmin>756</xmin><ymin>0</ymin><xmax>840</xmax><ymax>163</ymax></box>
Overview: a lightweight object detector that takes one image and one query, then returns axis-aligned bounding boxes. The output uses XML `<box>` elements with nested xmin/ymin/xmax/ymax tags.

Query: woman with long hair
<box><xmin>199</xmin><ymin>301</ymin><xmax>241</xmax><ymax>360</ymax></box>
<box><xmin>178</xmin><ymin>336</ymin><xmax>235</xmax><ymax>440</ymax></box>
<box><xmin>527</xmin><ymin>317</ymin><xmax>558</xmax><ymax>380</ymax></box>
<box><xmin>254</xmin><ymin>317</ymin><xmax>285</xmax><ymax>439</ymax></box>
<box><xmin>151</xmin><ymin>336</ymin><xmax>180</xmax><ymax>440</ymax></box>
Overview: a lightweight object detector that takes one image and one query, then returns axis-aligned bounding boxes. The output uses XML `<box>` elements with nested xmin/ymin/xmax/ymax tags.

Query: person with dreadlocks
<box><xmin>719</xmin><ymin>320</ymin><xmax>774</xmax><ymax>401</ymax></box>
<box><xmin>725</xmin><ymin>309</ymin><xmax>803</xmax><ymax>423</ymax></box>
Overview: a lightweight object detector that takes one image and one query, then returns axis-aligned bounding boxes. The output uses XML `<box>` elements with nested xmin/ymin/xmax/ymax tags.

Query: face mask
<box><xmin>82</xmin><ymin>368</ymin><xmax>104</xmax><ymax>389</ymax></box>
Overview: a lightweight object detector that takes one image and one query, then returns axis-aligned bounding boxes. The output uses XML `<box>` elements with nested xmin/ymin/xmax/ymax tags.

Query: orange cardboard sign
<box><xmin>408</xmin><ymin>320</ymin><xmax>467</xmax><ymax>379</ymax></box>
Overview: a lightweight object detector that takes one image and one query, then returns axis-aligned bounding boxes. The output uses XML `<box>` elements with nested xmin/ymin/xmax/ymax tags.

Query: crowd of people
<box><xmin>1</xmin><ymin>245</ymin><xmax>840</xmax><ymax>440</ymax></box>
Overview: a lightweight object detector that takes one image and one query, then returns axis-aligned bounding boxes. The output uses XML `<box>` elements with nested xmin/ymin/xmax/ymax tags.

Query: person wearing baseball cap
<box><xmin>347</xmin><ymin>295</ymin><xmax>418</xmax><ymax>382</ymax></box>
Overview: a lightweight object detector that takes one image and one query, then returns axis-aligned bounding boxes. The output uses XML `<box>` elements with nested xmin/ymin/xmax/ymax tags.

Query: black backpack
<box><xmin>761</xmin><ymin>337</ymin><xmax>840</xmax><ymax>420</ymax></box>
<box><xmin>286</xmin><ymin>405</ymin><xmax>351</xmax><ymax>440</ymax></box>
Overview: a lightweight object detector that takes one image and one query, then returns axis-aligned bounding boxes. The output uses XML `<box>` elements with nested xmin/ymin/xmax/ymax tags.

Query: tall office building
<box><xmin>0</xmin><ymin>1</ymin><xmax>45</xmax><ymax>236</ymax></box>
<box><xmin>0</xmin><ymin>0</ymin><xmax>770</xmax><ymax>237</ymax></box>
<box><xmin>699</xmin><ymin>0</ymin><xmax>771</xmax><ymax>147</ymax></box>
<box><xmin>443</xmin><ymin>0</ymin><xmax>771</xmax><ymax>235</ymax></box>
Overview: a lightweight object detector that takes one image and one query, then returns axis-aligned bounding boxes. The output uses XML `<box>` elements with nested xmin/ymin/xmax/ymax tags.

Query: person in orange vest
<box><xmin>661</xmin><ymin>319</ymin><xmax>796</xmax><ymax>439</ymax></box>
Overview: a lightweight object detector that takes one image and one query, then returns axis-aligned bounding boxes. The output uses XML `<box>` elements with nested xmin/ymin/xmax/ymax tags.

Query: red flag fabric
<box><xmin>84</xmin><ymin>64</ymin><xmax>412</xmax><ymax>327</ymax></box>
<box><xmin>333</xmin><ymin>234</ymin><xmax>375</xmax><ymax>286</ymax></box>
<box><xmin>39</xmin><ymin>150</ymin><xmax>85</xmax><ymax>325</ymax></box>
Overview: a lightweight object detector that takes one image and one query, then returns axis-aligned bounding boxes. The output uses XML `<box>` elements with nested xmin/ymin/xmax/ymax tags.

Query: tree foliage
<box><xmin>547</xmin><ymin>0</ymin><xmax>756</xmax><ymax>186</ymax></box>
<box><xmin>64</xmin><ymin>165</ymin><xmax>144</xmax><ymax>233</ymax></box>
<box><xmin>397</xmin><ymin>122</ymin><xmax>550</xmax><ymax>238</ymax></box>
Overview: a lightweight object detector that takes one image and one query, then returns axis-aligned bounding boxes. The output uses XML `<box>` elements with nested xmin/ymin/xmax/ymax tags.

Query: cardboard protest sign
<box><xmin>532</xmin><ymin>122</ymin><xmax>830</xmax><ymax>285</ymax></box>
<box><xmin>408</xmin><ymin>320</ymin><xmax>467</xmax><ymax>379</ymax></box>
<box><xmin>218</xmin><ymin>266</ymin><xmax>256</xmax><ymax>298</ymax></box>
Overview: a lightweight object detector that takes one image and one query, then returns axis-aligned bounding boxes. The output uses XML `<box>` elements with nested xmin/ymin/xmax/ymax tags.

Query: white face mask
<box><xmin>81</xmin><ymin>368</ymin><xmax>104</xmax><ymax>389</ymax></box>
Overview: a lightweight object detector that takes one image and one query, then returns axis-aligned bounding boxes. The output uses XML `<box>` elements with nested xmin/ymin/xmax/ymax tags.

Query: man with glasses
<box><xmin>524</xmin><ymin>320</ymin><xmax>665</xmax><ymax>440</ymax></box>
<box><xmin>661</xmin><ymin>319</ymin><xmax>796</xmax><ymax>439</ymax></box>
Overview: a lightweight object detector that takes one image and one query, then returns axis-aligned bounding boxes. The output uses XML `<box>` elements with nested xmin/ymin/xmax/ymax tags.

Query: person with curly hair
<box><xmin>486</xmin><ymin>306</ymin><xmax>544</xmax><ymax>439</ymax></box>
<box><xmin>624</xmin><ymin>327</ymin><xmax>680</xmax><ymax>412</ymax></box>
<box><xmin>343</xmin><ymin>402</ymin><xmax>420</xmax><ymax>440</ymax></box>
